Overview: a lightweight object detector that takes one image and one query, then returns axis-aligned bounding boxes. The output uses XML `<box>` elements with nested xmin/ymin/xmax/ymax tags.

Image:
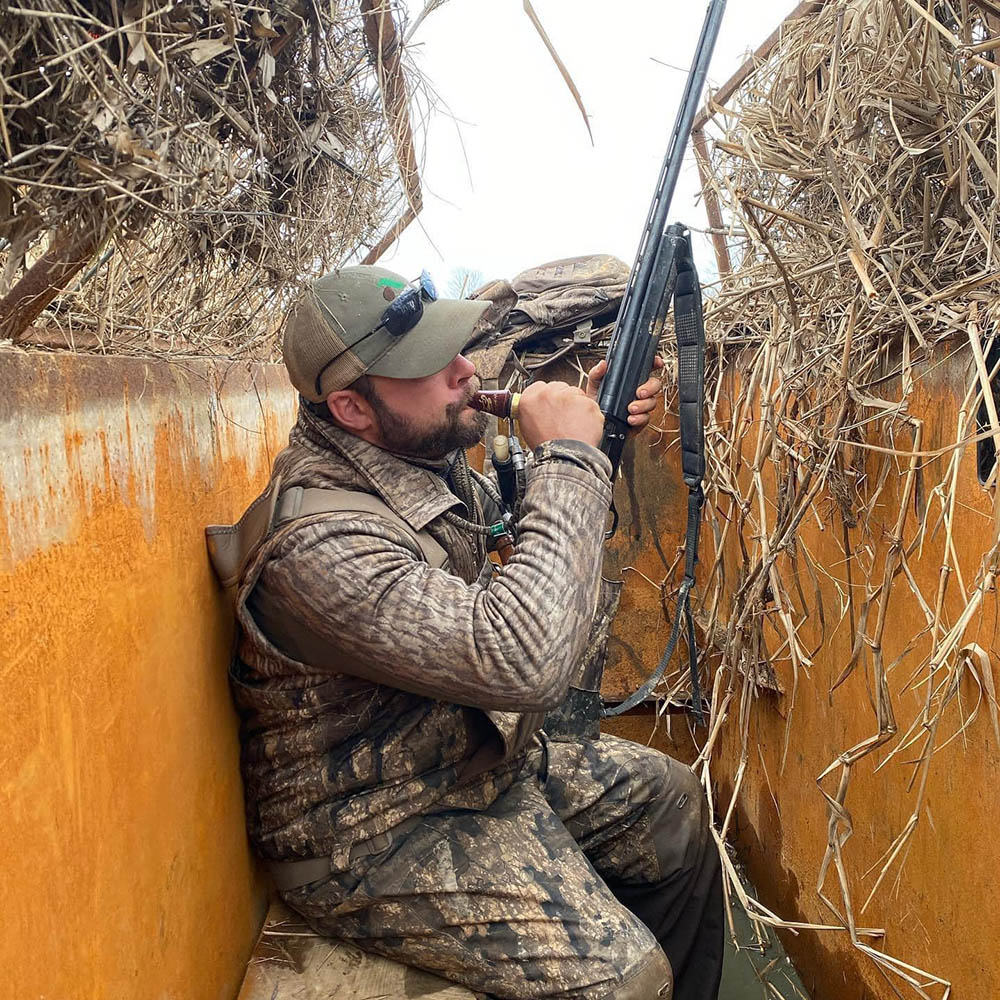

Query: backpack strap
<box><xmin>274</xmin><ymin>485</ymin><xmax>448</xmax><ymax>569</ymax></box>
<box><xmin>206</xmin><ymin>475</ymin><xmax>285</xmax><ymax>589</ymax></box>
<box><xmin>205</xmin><ymin>476</ymin><xmax>448</xmax><ymax>589</ymax></box>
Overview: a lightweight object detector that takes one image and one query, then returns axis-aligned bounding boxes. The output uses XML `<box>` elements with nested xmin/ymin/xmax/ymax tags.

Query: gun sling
<box><xmin>593</xmin><ymin>0</ymin><xmax>724</xmax><ymax>726</ymax></box>
<box><xmin>603</xmin><ymin>234</ymin><xmax>707</xmax><ymax>725</ymax></box>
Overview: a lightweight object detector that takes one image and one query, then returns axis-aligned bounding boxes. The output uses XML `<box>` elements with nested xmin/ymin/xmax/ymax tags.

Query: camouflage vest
<box><xmin>221</xmin><ymin>406</ymin><xmax>539</xmax><ymax>868</ymax></box>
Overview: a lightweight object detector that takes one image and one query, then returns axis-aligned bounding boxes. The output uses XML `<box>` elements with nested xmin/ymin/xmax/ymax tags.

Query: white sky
<box><xmin>373</xmin><ymin>0</ymin><xmax>797</xmax><ymax>292</ymax></box>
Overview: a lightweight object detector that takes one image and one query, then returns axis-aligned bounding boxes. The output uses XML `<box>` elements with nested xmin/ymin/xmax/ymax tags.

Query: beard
<box><xmin>370</xmin><ymin>384</ymin><xmax>489</xmax><ymax>460</ymax></box>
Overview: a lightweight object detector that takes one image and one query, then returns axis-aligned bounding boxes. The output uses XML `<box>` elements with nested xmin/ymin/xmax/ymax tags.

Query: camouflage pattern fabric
<box><xmin>231</xmin><ymin>404</ymin><xmax>612</xmax><ymax>869</ymax></box>
<box><xmin>507</xmin><ymin>255</ymin><xmax>629</xmax><ymax>337</ymax></box>
<box><xmin>228</xmin><ymin>403</ymin><xmax>722</xmax><ymax>998</ymax></box>
<box><xmin>542</xmin><ymin>577</ymin><xmax>622</xmax><ymax>741</ymax></box>
<box><xmin>282</xmin><ymin>733</ymin><xmax>718</xmax><ymax>999</ymax></box>
<box><xmin>464</xmin><ymin>277</ymin><xmax>520</xmax><ymax>380</ymax></box>
<box><xmin>462</xmin><ymin>258</ymin><xmax>630</xmax><ymax>380</ymax></box>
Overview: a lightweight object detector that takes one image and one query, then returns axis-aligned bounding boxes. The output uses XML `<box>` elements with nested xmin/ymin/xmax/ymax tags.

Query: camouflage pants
<box><xmin>283</xmin><ymin>734</ymin><xmax>723</xmax><ymax>1000</ymax></box>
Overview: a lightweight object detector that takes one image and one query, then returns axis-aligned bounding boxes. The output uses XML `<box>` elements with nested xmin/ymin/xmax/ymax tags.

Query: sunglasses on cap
<box><xmin>375</xmin><ymin>269</ymin><xmax>438</xmax><ymax>337</ymax></box>
<box><xmin>314</xmin><ymin>270</ymin><xmax>438</xmax><ymax>397</ymax></box>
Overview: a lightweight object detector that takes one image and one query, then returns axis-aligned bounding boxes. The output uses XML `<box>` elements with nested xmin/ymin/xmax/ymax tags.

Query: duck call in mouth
<box><xmin>469</xmin><ymin>390</ymin><xmax>520</xmax><ymax>421</ymax></box>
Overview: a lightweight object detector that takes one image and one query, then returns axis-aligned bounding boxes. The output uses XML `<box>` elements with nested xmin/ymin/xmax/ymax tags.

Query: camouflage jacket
<box><xmin>231</xmin><ymin>405</ymin><xmax>612</xmax><ymax>869</ymax></box>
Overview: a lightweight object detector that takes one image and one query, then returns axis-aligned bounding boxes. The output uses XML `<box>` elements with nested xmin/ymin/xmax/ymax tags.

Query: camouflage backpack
<box><xmin>466</xmin><ymin>254</ymin><xmax>628</xmax><ymax>379</ymax></box>
<box><xmin>507</xmin><ymin>254</ymin><xmax>629</xmax><ymax>337</ymax></box>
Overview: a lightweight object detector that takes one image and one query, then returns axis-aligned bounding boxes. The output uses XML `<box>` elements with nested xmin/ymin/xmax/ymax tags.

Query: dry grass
<box><xmin>0</xmin><ymin>0</ymin><xmax>417</xmax><ymax>357</ymax></box>
<box><xmin>666</xmin><ymin>0</ymin><xmax>1000</xmax><ymax>994</ymax></box>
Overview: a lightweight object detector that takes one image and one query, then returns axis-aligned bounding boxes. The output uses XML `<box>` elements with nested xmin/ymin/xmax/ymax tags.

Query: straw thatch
<box><xmin>0</xmin><ymin>1</ymin><xmax>420</xmax><ymax>356</ymax></box>
<box><xmin>682</xmin><ymin>0</ymin><xmax>1000</xmax><ymax>994</ymax></box>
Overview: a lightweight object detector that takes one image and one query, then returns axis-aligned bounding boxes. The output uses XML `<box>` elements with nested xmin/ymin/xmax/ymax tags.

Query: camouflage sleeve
<box><xmin>252</xmin><ymin>441</ymin><xmax>613</xmax><ymax>712</ymax></box>
<box><xmin>474</xmin><ymin>440</ymin><xmax>574</xmax><ymax>545</ymax></box>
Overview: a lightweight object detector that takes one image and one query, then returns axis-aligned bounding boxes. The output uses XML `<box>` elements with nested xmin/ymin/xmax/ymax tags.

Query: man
<box><xmin>221</xmin><ymin>265</ymin><xmax>724</xmax><ymax>999</ymax></box>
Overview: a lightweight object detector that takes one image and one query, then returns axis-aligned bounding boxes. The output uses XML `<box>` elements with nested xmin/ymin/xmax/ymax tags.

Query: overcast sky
<box><xmin>372</xmin><ymin>0</ymin><xmax>796</xmax><ymax>293</ymax></box>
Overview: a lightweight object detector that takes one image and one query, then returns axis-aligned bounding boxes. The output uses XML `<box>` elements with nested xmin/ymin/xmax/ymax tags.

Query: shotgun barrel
<box><xmin>597</xmin><ymin>0</ymin><xmax>727</xmax><ymax>479</ymax></box>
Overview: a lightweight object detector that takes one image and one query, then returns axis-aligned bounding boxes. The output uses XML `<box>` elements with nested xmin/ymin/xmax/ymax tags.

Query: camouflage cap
<box><xmin>283</xmin><ymin>265</ymin><xmax>491</xmax><ymax>403</ymax></box>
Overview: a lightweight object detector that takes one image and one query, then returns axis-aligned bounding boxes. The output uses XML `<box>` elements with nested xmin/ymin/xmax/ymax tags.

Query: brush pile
<box><xmin>688</xmin><ymin>0</ymin><xmax>1000</xmax><ymax>994</ymax></box>
<box><xmin>0</xmin><ymin>1</ymin><xmax>409</xmax><ymax>355</ymax></box>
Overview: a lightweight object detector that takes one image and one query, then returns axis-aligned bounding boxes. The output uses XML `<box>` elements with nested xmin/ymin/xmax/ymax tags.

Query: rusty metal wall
<box><xmin>593</xmin><ymin>348</ymin><xmax>1000</xmax><ymax>999</ymax></box>
<box><xmin>7</xmin><ymin>343</ymin><xmax>994</xmax><ymax>998</ymax></box>
<box><xmin>0</xmin><ymin>353</ymin><xmax>295</xmax><ymax>1000</ymax></box>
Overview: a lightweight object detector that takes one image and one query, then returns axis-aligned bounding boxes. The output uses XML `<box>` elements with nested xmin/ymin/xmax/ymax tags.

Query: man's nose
<box><xmin>448</xmin><ymin>354</ymin><xmax>476</xmax><ymax>386</ymax></box>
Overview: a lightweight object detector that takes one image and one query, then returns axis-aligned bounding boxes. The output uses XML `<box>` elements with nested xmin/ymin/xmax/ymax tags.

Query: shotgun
<box><xmin>598</xmin><ymin>0</ymin><xmax>727</xmax><ymax>725</ymax></box>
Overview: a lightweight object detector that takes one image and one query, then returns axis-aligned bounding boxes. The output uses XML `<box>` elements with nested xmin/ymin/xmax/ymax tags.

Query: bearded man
<box><xmin>217</xmin><ymin>265</ymin><xmax>724</xmax><ymax>1000</ymax></box>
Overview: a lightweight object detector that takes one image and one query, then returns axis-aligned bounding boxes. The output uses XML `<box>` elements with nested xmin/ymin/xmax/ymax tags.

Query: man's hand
<box><xmin>585</xmin><ymin>356</ymin><xmax>665</xmax><ymax>431</ymax></box>
<box><xmin>518</xmin><ymin>380</ymin><xmax>605</xmax><ymax>451</ymax></box>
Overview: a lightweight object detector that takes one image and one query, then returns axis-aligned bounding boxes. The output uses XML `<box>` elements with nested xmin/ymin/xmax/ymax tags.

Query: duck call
<box><xmin>469</xmin><ymin>389</ymin><xmax>520</xmax><ymax>421</ymax></box>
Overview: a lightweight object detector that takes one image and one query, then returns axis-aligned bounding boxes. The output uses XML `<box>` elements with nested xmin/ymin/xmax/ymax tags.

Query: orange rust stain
<box><xmin>0</xmin><ymin>357</ymin><xmax>293</xmax><ymax>1000</ymax></box>
<box><xmin>602</xmin><ymin>391</ymin><xmax>689</xmax><ymax>700</ymax></box>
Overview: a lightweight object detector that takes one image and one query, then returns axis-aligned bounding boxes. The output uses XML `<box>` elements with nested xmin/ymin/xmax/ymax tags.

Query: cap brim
<box><xmin>366</xmin><ymin>297</ymin><xmax>491</xmax><ymax>380</ymax></box>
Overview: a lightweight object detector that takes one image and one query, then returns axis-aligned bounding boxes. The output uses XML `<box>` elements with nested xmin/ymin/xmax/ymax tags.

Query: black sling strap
<box><xmin>603</xmin><ymin>234</ymin><xmax>707</xmax><ymax>725</ymax></box>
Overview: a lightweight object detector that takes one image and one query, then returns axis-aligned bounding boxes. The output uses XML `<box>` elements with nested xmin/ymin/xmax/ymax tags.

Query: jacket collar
<box><xmin>294</xmin><ymin>404</ymin><xmax>464</xmax><ymax>531</ymax></box>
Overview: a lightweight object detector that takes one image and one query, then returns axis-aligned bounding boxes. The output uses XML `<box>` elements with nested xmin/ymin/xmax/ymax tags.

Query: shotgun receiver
<box><xmin>597</xmin><ymin>0</ymin><xmax>727</xmax><ymax>725</ymax></box>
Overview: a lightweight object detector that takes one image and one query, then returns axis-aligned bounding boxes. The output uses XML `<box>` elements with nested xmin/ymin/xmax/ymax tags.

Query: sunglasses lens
<box><xmin>382</xmin><ymin>287</ymin><xmax>423</xmax><ymax>337</ymax></box>
<box><xmin>373</xmin><ymin>271</ymin><xmax>436</xmax><ymax>341</ymax></box>
<box><xmin>419</xmin><ymin>269</ymin><xmax>438</xmax><ymax>302</ymax></box>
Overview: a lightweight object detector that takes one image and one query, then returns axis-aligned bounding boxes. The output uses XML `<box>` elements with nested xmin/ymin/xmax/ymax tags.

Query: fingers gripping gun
<box><xmin>597</xmin><ymin>0</ymin><xmax>727</xmax><ymax>726</ymax></box>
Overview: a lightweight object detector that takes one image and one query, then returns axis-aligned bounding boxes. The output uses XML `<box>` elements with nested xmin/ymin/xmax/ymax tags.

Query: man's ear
<box><xmin>326</xmin><ymin>389</ymin><xmax>376</xmax><ymax>435</ymax></box>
